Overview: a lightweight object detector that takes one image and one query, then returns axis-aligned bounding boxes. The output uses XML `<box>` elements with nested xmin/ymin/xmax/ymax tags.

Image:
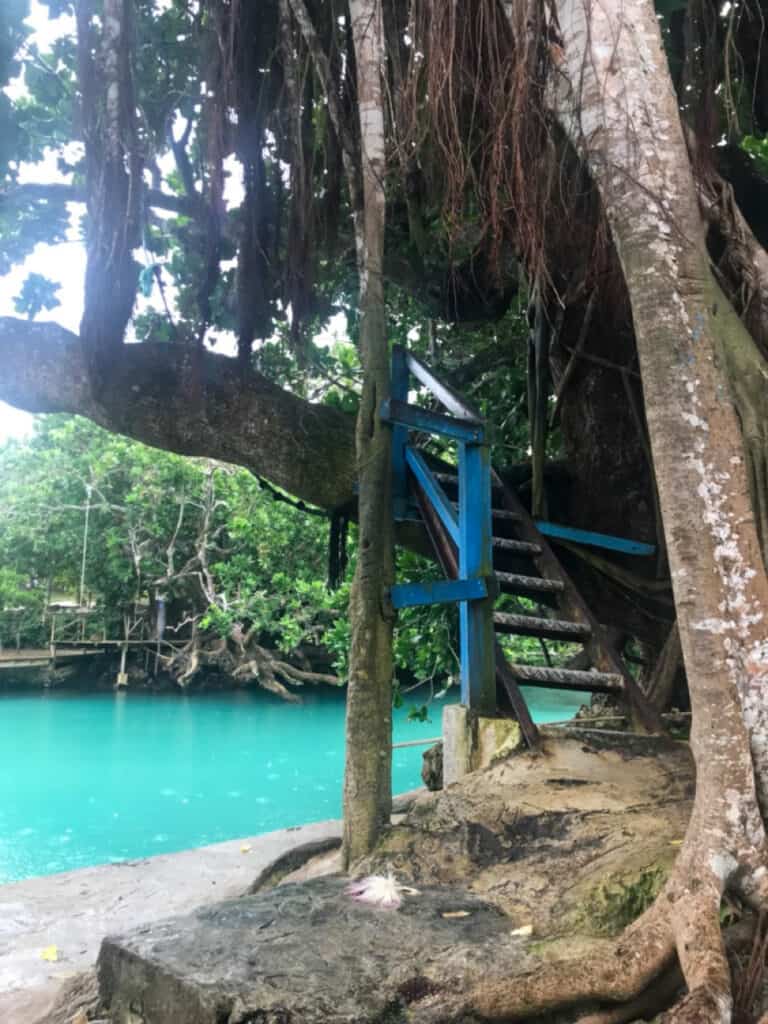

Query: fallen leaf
<box><xmin>240</xmin><ymin>844</ymin><xmax>252</xmax><ymax>853</ymax></box>
<box><xmin>40</xmin><ymin>945</ymin><xmax>58</xmax><ymax>962</ymax></box>
<box><xmin>441</xmin><ymin>910</ymin><xmax>471</xmax><ymax>919</ymax></box>
<box><xmin>511</xmin><ymin>924</ymin><xmax>533</xmax><ymax>937</ymax></box>
<box><xmin>71</xmin><ymin>1010</ymin><xmax>89</xmax><ymax>1024</ymax></box>
<box><xmin>670</xmin><ymin>839</ymin><xmax>683</xmax><ymax>846</ymax></box>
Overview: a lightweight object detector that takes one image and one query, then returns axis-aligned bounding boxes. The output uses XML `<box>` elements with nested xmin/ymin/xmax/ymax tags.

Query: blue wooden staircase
<box><xmin>381</xmin><ymin>345</ymin><xmax>661</xmax><ymax>748</ymax></box>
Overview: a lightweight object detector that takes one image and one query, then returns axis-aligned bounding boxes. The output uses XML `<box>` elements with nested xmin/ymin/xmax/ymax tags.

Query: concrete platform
<box><xmin>0</xmin><ymin>820</ymin><xmax>341</xmax><ymax>1023</ymax></box>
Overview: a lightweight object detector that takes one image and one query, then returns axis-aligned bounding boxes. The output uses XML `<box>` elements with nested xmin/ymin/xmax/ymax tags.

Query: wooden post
<box><xmin>458</xmin><ymin>440</ymin><xmax>496</xmax><ymax>714</ymax></box>
<box><xmin>115</xmin><ymin>612</ymin><xmax>129</xmax><ymax>687</ymax></box>
<box><xmin>49</xmin><ymin>613</ymin><xmax>57</xmax><ymax>667</ymax></box>
<box><xmin>116</xmin><ymin>643</ymin><xmax>128</xmax><ymax>688</ymax></box>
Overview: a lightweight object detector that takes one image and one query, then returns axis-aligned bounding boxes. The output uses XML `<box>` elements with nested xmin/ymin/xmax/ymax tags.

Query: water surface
<box><xmin>0</xmin><ymin>685</ymin><xmax>585</xmax><ymax>882</ymax></box>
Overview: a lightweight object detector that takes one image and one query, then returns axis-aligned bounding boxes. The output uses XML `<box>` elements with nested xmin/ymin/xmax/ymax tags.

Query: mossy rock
<box><xmin>572</xmin><ymin>863</ymin><xmax>670</xmax><ymax>936</ymax></box>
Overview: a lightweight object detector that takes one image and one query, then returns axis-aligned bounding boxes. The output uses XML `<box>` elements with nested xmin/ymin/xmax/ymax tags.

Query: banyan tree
<box><xmin>4</xmin><ymin>0</ymin><xmax>768</xmax><ymax>1017</ymax></box>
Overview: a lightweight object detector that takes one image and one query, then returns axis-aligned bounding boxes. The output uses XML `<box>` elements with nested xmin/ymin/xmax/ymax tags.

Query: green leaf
<box><xmin>13</xmin><ymin>272</ymin><xmax>61</xmax><ymax>319</ymax></box>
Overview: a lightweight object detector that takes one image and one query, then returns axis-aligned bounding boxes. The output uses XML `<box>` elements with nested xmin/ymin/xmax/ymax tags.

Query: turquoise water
<box><xmin>0</xmin><ymin>686</ymin><xmax>585</xmax><ymax>883</ymax></box>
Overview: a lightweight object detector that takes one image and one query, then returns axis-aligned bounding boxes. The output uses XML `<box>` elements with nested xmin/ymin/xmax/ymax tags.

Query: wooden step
<box><xmin>437</xmin><ymin>472</ymin><xmax>504</xmax><ymax>492</ymax></box>
<box><xmin>491</xmin><ymin>508</ymin><xmax>522</xmax><ymax>521</ymax></box>
<box><xmin>509</xmin><ymin>663</ymin><xmax>623</xmax><ymax>693</ymax></box>
<box><xmin>451</xmin><ymin>503</ymin><xmax>522</xmax><ymax>522</ymax></box>
<box><xmin>493</xmin><ymin>612</ymin><xmax>590</xmax><ymax>641</ymax></box>
<box><xmin>492</xmin><ymin>538</ymin><xmax>542</xmax><ymax>555</ymax></box>
<box><xmin>495</xmin><ymin>572</ymin><xmax>565</xmax><ymax>595</ymax></box>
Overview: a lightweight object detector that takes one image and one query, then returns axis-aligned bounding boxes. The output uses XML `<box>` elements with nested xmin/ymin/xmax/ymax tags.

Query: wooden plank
<box><xmin>492</xmin><ymin>538</ymin><xmax>542</xmax><ymax>555</ymax></box>
<box><xmin>535</xmin><ymin>520</ymin><xmax>655</xmax><ymax>557</ymax></box>
<box><xmin>380</xmin><ymin>398</ymin><xmax>485</xmax><ymax>443</ymax></box>
<box><xmin>493</xmin><ymin>612</ymin><xmax>590</xmax><ymax>641</ymax></box>
<box><xmin>390</xmin><ymin>577</ymin><xmax>487</xmax><ymax>609</ymax></box>
<box><xmin>495</xmin><ymin>572</ymin><xmax>565</xmax><ymax>594</ymax></box>
<box><xmin>493</xmin><ymin>648</ymin><xmax>544</xmax><ymax>739</ymax></box>
<box><xmin>402</xmin><ymin>347</ymin><xmax>484</xmax><ymax>422</ymax></box>
<box><xmin>510</xmin><ymin>663</ymin><xmax>623</xmax><ymax>693</ymax></box>
<box><xmin>0</xmin><ymin>647</ymin><xmax>103</xmax><ymax>670</ymax></box>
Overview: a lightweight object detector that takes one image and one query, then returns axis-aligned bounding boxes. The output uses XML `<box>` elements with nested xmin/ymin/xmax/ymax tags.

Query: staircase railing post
<box><xmin>458</xmin><ymin>440</ymin><xmax>496</xmax><ymax>714</ymax></box>
<box><xmin>391</xmin><ymin>345</ymin><xmax>410</xmax><ymax>520</ymax></box>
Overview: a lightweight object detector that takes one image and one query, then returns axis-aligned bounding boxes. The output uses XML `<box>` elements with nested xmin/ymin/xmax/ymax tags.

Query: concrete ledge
<box><xmin>0</xmin><ymin>820</ymin><xmax>342</xmax><ymax>1024</ymax></box>
<box><xmin>442</xmin><ymin>704</ymin><xmax>522</xmax><ymax>784</ymax></box>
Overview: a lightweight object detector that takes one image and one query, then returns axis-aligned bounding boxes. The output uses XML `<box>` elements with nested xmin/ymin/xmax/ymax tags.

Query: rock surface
<box><xmin>362</xmin><ymin>729</ymin><xmax>693</xmax><ymax>931</ymax></box>
<box><xmin>420</xmin><ymin>742</ymin><xmax>443</xmax><ymax>791</ymax></box>
<box><xmin>97</xmin><ymin>731</ymin><xmax>694</xmax><ymax>1023</ymax></box>
<box><xmin>98</xmin><ymin>878</ymin><xmax>534</xmax><ymax>1024</ymax></box>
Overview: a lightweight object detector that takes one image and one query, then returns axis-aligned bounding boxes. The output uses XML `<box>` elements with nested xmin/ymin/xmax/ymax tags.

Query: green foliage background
<box><xmin>0</xmin><ymin>414</ymin><xmax>465</xmax><ymax>695</ymax></box>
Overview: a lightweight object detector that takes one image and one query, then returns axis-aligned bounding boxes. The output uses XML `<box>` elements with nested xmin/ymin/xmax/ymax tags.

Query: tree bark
<box><xmin>556</xmin><ymin>0</ymin><xmax>768</xmax><ymax>1013</ymax></box>
<box><xmin>342</xmin><ymin>0</ymin><xmax>394</xmax><ymax>869</ymax></box>
<box><xmin>0</xmin><ymin>317</ymin><xmax>356</xmax><ymax>511</ymax></box>
<box><xmin>464</xmin><ymin>0</ymin><xmax>768</xmax><ymax>1018</ymax></box>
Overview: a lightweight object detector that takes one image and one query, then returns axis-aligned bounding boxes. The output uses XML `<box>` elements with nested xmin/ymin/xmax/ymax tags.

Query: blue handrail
<box><xmin>381</xmin><ymin>345</ymin><xmax>496</xmax><ymax>712</ymax></box>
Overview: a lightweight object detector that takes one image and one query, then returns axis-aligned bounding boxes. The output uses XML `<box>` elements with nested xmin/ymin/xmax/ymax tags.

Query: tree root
<box><xmin>404</xmin><ymin>907</ymin><xmax>678</xmax><ymax>1023</ymax></box>
<box><xmin>465</xmin><ymin>905</ymin><xmax>675</xmax><ymax>1021</ymax></box>
<box><xmin>660</xmin><ymin>987</ymin><xmax>731</xmax><ymax>1023</ymax></box>
<box><xmin>162</xmin><ymin>629</ymin><xmax>341</xmax><ymax>699</ymax></box>
<box><xmin>575</xmin><ymin>965</ymin><xmax>683</xmax><ymax>1024</ymax></box>
<box><xmin>410</xmin><ymin>857</ymin><xmax>768</xmax><ymax>1023</ymax></box>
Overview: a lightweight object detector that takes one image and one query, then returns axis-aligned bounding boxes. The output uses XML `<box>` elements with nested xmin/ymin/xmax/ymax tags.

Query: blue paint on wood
<box><xmin>389</xmin><ymin>577</ymin><xmax>488</xmax><ymax>610</ymax></box>
<box><xmin>390</xmin><ymin>348</ymin><xmax>410</xmax><ymax>521</ymax></box>
<box><xmin>458</xmin><ymin>442</ymin><xmax>496</xmax><ymax>714</ymax></box>
<box><xmin>405</xmin><ymin>447</ymin><xmax>459</xmax><ymax>545</ymax></box>
<box><xmin>380</xmin><ymin>398</ymin><xmax>485</xmax><ymax>443</ymax></box>
<box><xmin>401</xmin><ymin>347</ymin><xmax>484</xmax><ymax>423</ymax></box>
<box><xmin>534</xmin><ymin>521</ymin><xmax>655</xmax><ymax>556</ymax></box>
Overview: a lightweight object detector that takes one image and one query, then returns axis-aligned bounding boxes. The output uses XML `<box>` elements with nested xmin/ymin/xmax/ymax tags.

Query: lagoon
<box><xmin>0</xmin><ymin>685</ymin><xmax>586</xmax><ymax>883</ymax></box>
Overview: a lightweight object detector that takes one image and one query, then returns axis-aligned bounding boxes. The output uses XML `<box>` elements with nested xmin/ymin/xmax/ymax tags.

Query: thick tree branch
<box><xmin>0</xmin><ymin>317</ymin><xmax>356</xmax><ymax>511</ymax></box>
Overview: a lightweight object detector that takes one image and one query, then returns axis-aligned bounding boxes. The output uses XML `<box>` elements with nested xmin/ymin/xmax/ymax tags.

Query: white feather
<box><xmin>345</xmin><ymin>871</ymin><xmax>409</xmax><ymax>909</ymax></box>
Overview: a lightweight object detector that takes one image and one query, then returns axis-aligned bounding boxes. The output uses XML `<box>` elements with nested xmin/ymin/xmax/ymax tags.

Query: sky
<box><xmin>0</xmin><ymin>2</ymin><xmax>80</xmax><ymax>442</ymax></box>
